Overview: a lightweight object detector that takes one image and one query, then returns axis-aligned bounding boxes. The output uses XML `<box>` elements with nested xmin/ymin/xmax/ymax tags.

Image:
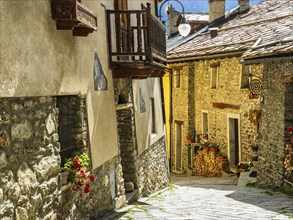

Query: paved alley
<box><xmin>105</xmin><ymin>174</ymin><xmax>293</xmax><ymax>220</ymax></box>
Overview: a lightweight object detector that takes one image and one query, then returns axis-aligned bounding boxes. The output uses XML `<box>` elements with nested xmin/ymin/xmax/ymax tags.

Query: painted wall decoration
<box><xmin>139</xmin><ymin>88</ymin><xmax>146</xmax><ymax>113</ymax></box>
<box><xmin>93</xmin><ymin>51</ymin><xmax>108</xmax><ymax>91</ymax></box>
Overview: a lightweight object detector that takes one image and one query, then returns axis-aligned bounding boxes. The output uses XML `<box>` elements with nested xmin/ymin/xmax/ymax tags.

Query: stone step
<box><xmin>125</xmin><ymin>189</ymin><xmax>139</xmax><ymax>205</ymax></box>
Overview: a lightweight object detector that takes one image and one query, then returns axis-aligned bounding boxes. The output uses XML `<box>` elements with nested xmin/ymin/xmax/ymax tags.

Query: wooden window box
<box><xmin>51</xmin><ymin>0</ymin><xmax>97</xmax><ymax>36</ymax></box>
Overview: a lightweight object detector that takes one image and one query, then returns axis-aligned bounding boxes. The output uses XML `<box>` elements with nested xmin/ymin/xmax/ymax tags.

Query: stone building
<box><xmin>0</xmin><ymin>0</ymin><xmax>169</xmax><ymax>219</ymax></box>
<box><xmin>165</xmin><ymin>0</ymin><xmax>293</xmax><ymax>189</ymax></box>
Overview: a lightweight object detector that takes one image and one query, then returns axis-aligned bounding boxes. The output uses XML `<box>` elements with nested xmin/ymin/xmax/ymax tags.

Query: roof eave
<box><xmin>167</xmin><ymin>50</ymin><xmax>246</xmax><ymax>63</ymax></box>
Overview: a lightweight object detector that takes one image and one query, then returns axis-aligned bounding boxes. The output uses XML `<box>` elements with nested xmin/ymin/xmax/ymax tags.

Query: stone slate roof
<box><xmin>167</xmin><ymin>0</ymin><xmax>293</xmax><ymax>61</ymax></box>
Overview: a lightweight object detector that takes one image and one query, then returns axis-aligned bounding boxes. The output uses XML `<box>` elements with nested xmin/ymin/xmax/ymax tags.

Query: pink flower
<box><xmin>80</xmin><ymin>170</ymin><xmax>87</xmax><ymax>178</ymax></box>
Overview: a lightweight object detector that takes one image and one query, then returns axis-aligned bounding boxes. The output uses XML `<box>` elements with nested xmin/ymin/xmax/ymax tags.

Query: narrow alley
<box><xmin>105</xmin><ymin>174</ymin><xmax>293</xmax><ymax>220</ymax></box>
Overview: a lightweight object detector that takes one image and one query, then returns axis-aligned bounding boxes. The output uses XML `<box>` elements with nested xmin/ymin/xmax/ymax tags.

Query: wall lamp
<box><xmin>158</xmin><ymin>0</ymin><xmax>191</xmax><ymax>37</ymax></box>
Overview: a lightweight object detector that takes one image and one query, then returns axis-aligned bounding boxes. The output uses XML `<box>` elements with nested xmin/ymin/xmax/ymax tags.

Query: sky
<box><xmin>158</xmin><ymin>0</ymin><xmax>262</xmax><ymax>21</ymax></box>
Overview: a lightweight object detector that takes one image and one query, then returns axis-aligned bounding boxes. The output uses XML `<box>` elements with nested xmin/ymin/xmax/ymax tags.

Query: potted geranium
<box><xmin>62</xmin><ymin>152</ymin><xmax>95</xmax><ymax>193</ymax></box>
<box><xmin>287</xmin><ymin>127</ymin><xmax>293</xmax><ymax>144</ymax></box>
<box><xmin>209</xmin><ymin>143</ymin><xmax>219</xmax><ymax>153</ymax></box>
<box><xmin>201</xmin><ymin>140</ymin><xmax>210</xmax><ymax>151</ymax></box>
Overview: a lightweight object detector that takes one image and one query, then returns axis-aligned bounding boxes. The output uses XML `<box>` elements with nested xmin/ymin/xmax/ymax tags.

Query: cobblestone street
<box><xmin>105</xmin><ymin>174</ymin><xmax>293</xmax><ymax>220</ymax></box>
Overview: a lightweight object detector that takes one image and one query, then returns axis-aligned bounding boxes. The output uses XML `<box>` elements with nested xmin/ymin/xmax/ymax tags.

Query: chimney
<box><xmin>209</xmin><ymin>27</ymin><xmax>218</xmax><ymax>38</ymax></box>
<box><xmin>238</xmin><ymin>0</ymin><xmax>250</xmax><ymax>12</ymax></box>
<box><xmin>167</xmin><ymin>4</ymin><xmax>180</xmax><ymax>37</ymax></box>
<box><xmin>209</xmin><ymin>0</ymin><xmax>225</xmax><ymax>23</ymax></box>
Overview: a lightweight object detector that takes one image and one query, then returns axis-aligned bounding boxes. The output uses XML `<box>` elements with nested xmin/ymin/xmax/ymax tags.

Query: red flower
<box><xmin>88</xmin><ymin>175</ymin><xmax>95</xmax><ymax>182</ymax></box>
<box><xmin>73</xmin><ymin>158</ymin><xmax>80</xmax><ymax>169</ymax></box>
<box><xmin>85</xmin><ymin>183</ymin><xmax>90</xmax><ymax>189</ymax></box>
<box><xmin>72</xmin><ymin>186</ymin><xmax>78</xmax><ymax>191</ymax></box>
<box><xmin>73</xmin><ymin>157</ymin><xmax>79</xmax><ymax>164</ymax></box>
<box><xmin>78</xmin><ymin>181</ymin><xmax>84</xmax><ymax>187</ymax></box>
<box><xmin>287</xmin><ymin>127</ymin><xmax>293</xmax><ymax>133</ymax></box>
<box><xmin>84</xmin><ymin>187</ymin><xmax>90</xmax><ymax>193</ymax></box>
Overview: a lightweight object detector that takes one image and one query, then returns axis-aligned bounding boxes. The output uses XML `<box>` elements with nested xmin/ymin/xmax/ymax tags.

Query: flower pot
<box><xmin>61</xmin><ymin>171</ymin><xmax>70</xmax><ymax>185</ymax></box>
<box><xmin>210</xmin><ymin>147</ymin><xmax>217</xmax><ymax>153</ymax></box>
<box><xmin>204</xmin><ymin>146</ymin><xmax>210</xmax><ymax>151</ymax></box>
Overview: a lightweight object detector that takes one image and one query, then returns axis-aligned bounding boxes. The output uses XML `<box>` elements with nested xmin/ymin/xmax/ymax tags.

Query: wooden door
<box><xmin>229</xmin><ymin>118</ymin><xmax>240</xmax><ymax>167</ymax></box>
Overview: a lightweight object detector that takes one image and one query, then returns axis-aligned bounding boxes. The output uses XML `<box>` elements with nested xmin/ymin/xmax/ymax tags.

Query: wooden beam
<box><xmin>212</xmin><ymin>102</ymin><xmax>240</xmax><ymax>110</ymax></box>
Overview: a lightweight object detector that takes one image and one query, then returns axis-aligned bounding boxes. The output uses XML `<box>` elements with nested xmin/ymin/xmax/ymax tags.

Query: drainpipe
<box><xmin>160</xmin><ymin>78</ymin><xmax>166</xmax><ymax>124</ymax></box>
<box><xmin>169</xmin><ymin>70</ymin><xmax>173</xmax><ymax>170</ymax></box>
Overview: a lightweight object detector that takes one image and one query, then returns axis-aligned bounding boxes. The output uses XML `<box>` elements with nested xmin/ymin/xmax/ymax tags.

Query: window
<box><xmin>57</xmin><ymin>95</ymin><xmax>88</xmax><ymax>167</ymax></box>
<box><xmin>202</xmin><ymin>111</ymin><xmax>209</xmax><ymax>138</ymax></box>
<box><xmin>139</xmin><ymin>88</ymin><xmax>146</xmax><ymax>113</ymax></box>
<box><xmin>175</xmin><ymin>69</ymin><xmax>181</xmax><ymax>88</ymax></box>
<box><xmin>240</xmin><ymin>64</ymin><xmax>251</xmax><ymax>89</ymax></box>
<box><xmin>150</xmin><ymin>98</ymin><xmax>156</xmax><ymax>133</ymax></box>
<box><xmin>210</xmin><ymin>66</ymin><xmax>218</xmax><ymax>89</ymax></box>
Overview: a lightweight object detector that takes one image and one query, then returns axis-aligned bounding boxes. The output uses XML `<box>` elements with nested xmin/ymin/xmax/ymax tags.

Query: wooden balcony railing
<box><xmin>106</xmin><ymin>4</ymin><xmax>167</xmax><ymax>78</ymax></box>
<box><xmin>51</xmin><ymin>0</ymin><xmax>97</xmax><ymax>36</ymax></box>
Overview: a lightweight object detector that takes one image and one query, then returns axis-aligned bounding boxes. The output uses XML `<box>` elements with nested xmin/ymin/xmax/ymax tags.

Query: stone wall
<box><xmin>0</xmin><ymin>96</ymin><xmax>126</xmax><ymax>219</ymax></box>
<box><xmin>170</xmin><ymin>64</ymin><xmax>190</xmax><ymax>172</ymax></box>
<box><xmin>0</xmin><ymin>97</ymin><xmax>60</xmax><ymax>220</ymax></box>
<box><xmin>169</xmin><ymin>57</ymin><xmax>264</xmax><ymax>173</ymax></box>
<box><xmin>116</xmin><ymin>106</ymin><xmax>137</xmax><ymax>186</ymax></box>
<box><xmin>194</xmin><ymin>58</ymin><xmax>262</xmax><ymax>162</ymax></box>
<box><xmin>257</xmin><ymin>58</ymin><xmax>293</xmax><ymax>188</ymax></box>
<box><xmin>136</xmin><ymin>136</ymin><xmax>169</xmax><ymax>197</ymax></box>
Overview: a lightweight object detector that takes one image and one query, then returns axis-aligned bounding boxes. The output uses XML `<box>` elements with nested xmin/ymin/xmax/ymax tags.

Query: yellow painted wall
<box><xmin>162</xmin><ymin>72</ymin><xmax>171</xmax><ymax>160</ymax></box>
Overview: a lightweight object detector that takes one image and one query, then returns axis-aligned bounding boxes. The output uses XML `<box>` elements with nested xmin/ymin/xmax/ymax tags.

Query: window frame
<box><xmin>210</xmin><ymin>66</ymin><xmax>218</xmax><ymax>89</ymax></box>
<box><xmin>150</xmin><ymin>97</ymin><xmax>156</xmax><ymax>134</ymax></box>
<box><xmin>202</xmin><ymin>110</ymin><xmax>209</xmax><ymax>138</ymax></box>
<box><xmin>240</xmin><ymin>64</ymin><xmax>251</xmax><ymax>89</ymax></box>
<box><xmin>175</xmin><ymin>69</ymin><xmax>181</xmax><ymax>88</ymax></box>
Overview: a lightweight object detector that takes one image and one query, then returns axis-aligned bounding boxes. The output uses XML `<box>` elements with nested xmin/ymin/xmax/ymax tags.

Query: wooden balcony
<box><xmin>51</xmin><ymin>0</ymin><xmax>97</xmax><ymax>37</ymax></box>
<box><xmin>107</xmin><ymin>5</ymin><xmax>167</xmax><ymax>78</ymax></box>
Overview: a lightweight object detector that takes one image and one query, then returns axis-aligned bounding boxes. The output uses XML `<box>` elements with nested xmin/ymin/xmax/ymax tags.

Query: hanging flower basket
<box><xmin>287</xmin><ymin>127</ymin><xmax>293</xmax><ymax>144</ymax></box>
<box><xmin>62</xmin><ymin>152</ymin><xmax>95</xmax><ymax>193</ymax></box>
